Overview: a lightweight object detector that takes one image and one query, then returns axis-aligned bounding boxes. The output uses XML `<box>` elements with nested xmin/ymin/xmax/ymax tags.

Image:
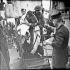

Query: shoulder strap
<box><xmin>32</xmin><ymin>13</ymin><xmax>38</xmax><ymax>23</ymax></box>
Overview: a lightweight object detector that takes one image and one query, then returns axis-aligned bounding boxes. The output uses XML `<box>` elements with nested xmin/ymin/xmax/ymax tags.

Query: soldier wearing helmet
<box><xmin>33</xmin><ymin>5</ymin><xmax>45</xmax><ymax>41</ymax></box>
<box><xmin>33</xmin><ymin>5</ymin><xmax>43</xmax><ymax>23</ymax></box>
<box><xmin>30</xmin><ymin>6</ymin><xmax>45</xmax><ymax>56</ymax></box>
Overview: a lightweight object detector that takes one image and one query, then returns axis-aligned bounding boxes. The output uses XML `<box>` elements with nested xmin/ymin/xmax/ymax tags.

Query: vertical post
<box><xmin>41</xmin><ymin>0</ymin><xmax>42</xmax><ymax>7</ymax></box>
<box><xmin>50</xmin><ymin>0</ymin><xmax>53</xmax><ymax>9</ymax></box>
<box><xmin>69</xmin><ymin>7</ymin><xmax>70</xmax><ymax>20</ymax></box>
<box><xmin>1</xmin><ymin>0</ymin><xmax>3</xmax><ymax>3</ymax></box>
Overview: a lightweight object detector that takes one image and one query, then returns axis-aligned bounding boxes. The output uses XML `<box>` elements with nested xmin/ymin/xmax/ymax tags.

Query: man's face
<box><xmin>21</xmin><ymin>11</ymin><xmax>26</xmax><ymax>15</ymax></box>
<box><xmin>35</xmin><ymin>10</ymin><xmax>40</xmax><ymax>14</ymax></box>
<box><xmin>52</xmin><ymin>19</ymin><xmax>58</xmax><ymax>27</ymax></box>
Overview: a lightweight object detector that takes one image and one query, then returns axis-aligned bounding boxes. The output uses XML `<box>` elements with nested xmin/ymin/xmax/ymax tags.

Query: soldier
<box><xmin>30</xmin><ymin>6</ymin><xmax>45</xmax><ymax>56</ymax></box>
<box><xmin>22</xmin><ymin>10</ymin><xmax>37</xmax><ymax>53</ymax></box>
<box><xmin>33</xmin><ymin>6</ymin><xmax>45</xmax><ymax>42</ymax></box>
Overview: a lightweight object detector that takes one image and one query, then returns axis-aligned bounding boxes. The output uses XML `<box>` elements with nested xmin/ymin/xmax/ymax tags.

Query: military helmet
<box><xmin>34</xmin><ymin>5</ymin><xmax>42</xmax><ymax>11</ymax></box>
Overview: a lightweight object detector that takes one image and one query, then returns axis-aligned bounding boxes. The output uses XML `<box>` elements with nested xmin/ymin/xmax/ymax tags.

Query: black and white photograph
<box><xmin>0</xmin><ymin>0</ymin><xmax>70</xmax><ymax>69</ymax></box>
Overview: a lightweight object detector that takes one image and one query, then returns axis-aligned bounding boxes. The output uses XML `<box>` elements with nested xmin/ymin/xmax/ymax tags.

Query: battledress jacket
<box><xmin>52</xmin><ymin>25</ymin><xmax>69</xmax><ymax>68</ymax></box>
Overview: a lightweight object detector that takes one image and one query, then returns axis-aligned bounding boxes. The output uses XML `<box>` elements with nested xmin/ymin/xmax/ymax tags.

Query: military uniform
<box><xmin>25</xmin><ymin>10</ymin><xmax>38</xmax><ymax>46</ymax></box>
<box><xmin>32</xmin><ymin>6</ymin><xmax>44</xmax><ymax>56</ymax></box>
<box><xmin>33</xmin><ymin>6</ymin><xmax>45</xmax><ymax>42</ymax></box>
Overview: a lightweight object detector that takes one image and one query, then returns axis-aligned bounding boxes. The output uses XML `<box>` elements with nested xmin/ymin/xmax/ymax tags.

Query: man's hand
<box><xmin>21</xmin><ymin>36</ymin><xmax>25</xmax><ymax>44</ymax></box>
<box><xmin>43</xmin><ymin>39</ymin><xmax>52</xmax><ymax>46</ymax></box>
<box><xmin>51</xmin><ymin>32</ymin><xmax>54</xmax><ymax>37</ymax></box>
<box><xmin>30</xmin><ymin>49</ymin><xmax>36</xmax><ymax>55</ymax></box>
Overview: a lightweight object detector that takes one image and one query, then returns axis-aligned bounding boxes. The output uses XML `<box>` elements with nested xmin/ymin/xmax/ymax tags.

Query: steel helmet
<box><xmin>34</xmin><ymin>5</ymin><xmax>42</xmax><ymax>11</ymax></box>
